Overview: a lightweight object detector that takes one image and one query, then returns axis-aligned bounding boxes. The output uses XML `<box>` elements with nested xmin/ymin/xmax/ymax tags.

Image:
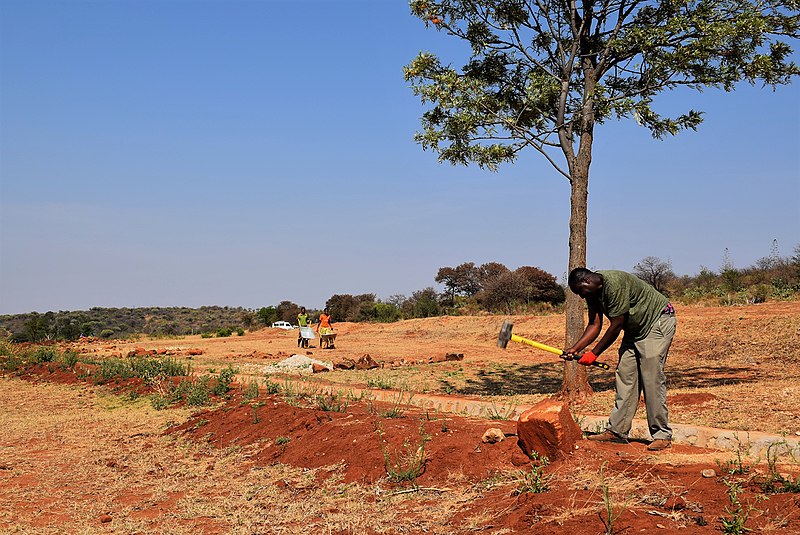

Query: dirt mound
<box><xmin>167</xmin><ymin>395</ymin><xmax>520</xmax><ymax>485</ymax></box>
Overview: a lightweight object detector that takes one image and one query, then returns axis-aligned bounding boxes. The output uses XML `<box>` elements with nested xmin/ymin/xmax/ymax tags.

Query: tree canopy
<box><xmin>405</xmin><ymin>0</ymin><xmax>798</xmax><ymax>399</ymax></box>
<box><xmin>406</xmin><ymin>0</ymin><xmax>799</xmax><ymax>175</ymax></box>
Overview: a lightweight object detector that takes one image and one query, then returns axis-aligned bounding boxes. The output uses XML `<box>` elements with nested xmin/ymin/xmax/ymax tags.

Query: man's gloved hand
<box><xmin>578</xmin><ymin>351</ymin><xmax>598</xmax><ymax>366</ymax></box>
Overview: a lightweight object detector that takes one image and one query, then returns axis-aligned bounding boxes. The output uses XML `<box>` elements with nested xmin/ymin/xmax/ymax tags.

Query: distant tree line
<box><xmin>636</xmin><ymin>243</ymin><xmax>800</xmax><ymax>305</ymax></box>
<box><xmin>0</xmin><ymin>306</ymin><xmax>255</xmax><ymax>343</ymax></box>
<box><xmin>3</xmin><ymin>246</ymin><xmax>798</xmax><ymax>342</ymax></box>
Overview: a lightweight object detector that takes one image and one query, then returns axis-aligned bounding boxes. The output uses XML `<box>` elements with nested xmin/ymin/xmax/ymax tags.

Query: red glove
<box><xmin>578</xmin><ymin>351</ymin><xmax>598</xmax><ymax>366</ymax></box>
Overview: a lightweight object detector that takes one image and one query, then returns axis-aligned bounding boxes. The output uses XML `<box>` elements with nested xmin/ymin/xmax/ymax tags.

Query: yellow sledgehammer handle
<box><xmin>510</xmin><ymin>334</ymin><xmax>611</xmax><ymax>370</ymax></box>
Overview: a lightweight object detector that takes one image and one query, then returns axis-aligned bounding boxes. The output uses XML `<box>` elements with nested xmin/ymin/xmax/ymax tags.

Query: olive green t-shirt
<box><xmin>597</xmin><ymin>270</ymin><xmax>669</xmax><ymax>341</ymax></box>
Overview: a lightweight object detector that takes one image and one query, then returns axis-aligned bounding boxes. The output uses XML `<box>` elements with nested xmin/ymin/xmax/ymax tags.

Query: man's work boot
<box><xmin>647</xmin><ymin>439</ymin><xmax>672</xmax><ymax>451</ymax></box>
<box><xmin>586</xmin><ymin>430</ymin><xmax>628</xmax><ymax>443</ymax></box>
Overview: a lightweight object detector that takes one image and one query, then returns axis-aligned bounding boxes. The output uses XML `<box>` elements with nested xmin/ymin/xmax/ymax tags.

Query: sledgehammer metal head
<box><xmin>497</xmin><ymin>320</ymin><xmax>514</xmax><ymax>349</ymax></box>
<box><xmin>496</xmin><ymin>320</ymin><xmax>611</xmax><ymax>370</ymax></box>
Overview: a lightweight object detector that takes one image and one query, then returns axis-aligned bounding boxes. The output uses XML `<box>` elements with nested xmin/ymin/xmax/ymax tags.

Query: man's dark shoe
<box><xmin>586</xmin><ymin>430</ymin><xmax>628</xmax><ymax>443</ymax></box>
<box><xmin>647</xmin><ymin>439</ymin><xmax>672</xmax><ymax>451</ymax></box>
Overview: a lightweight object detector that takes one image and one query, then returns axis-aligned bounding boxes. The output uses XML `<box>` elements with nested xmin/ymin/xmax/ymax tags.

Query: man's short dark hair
<box><xmin>568</xmin><ymin>267</ymin><xmax>594</xmax><ymax>287</ymax></box>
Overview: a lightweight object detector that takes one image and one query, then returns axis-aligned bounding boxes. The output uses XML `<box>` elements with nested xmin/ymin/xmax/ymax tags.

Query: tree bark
<box><xmin>559</xmin><ymin>160</ymin><xmax>593</xmax><ymax>402</ymax></box>
<box><xmin>559</xmin><ymin>60</ymin><xmax>597</xmax><ymax>401</ymax></box>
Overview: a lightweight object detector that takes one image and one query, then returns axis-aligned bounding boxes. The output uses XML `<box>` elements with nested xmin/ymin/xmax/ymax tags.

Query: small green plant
<box><xmin>760</xmin><ymin>441</ymin><xmax>800</xmax><ymax>493</ymax></box>
<box><xmin>251</xmin><ymin>402</ymin><xmax>264</xmax><ymax>424</ymax></box>
<box><xmin>366</xmin><ymin>376</ymin><xmax>395</xmax><ymax>390</ymax></box>
<box><xmin>485</xmin><ymin>400</ymin><xmax>517</xmax><ymax>420</ymax></box>
<box><xmin>380</xmin><ymin>391</ymin><xmax>414</xmax><ymax>418</ymax></box>
<box><xmin>379</xmin><ymin>422</ymin><xmax>430</xmax><ymax>483</ymax></box>
<box><xmin>193</xmin><ymin>418</ymin><xmax>209</xmax><ymax>430</ymax></box>
<box><xmin>242</xmin><ymin>379</ymin><xmax>260</xmax><ymax>401</ymax></box>
<box><xmin>720</xmin><ymin>480</ymin><xmax>764</xmax><ymax>534</ymax></box>
<box><xmin>315</xmin><ymin>392</ymin><xmax>349</xmax><ymax>413</ymax></box>
<box><xmin>263</xmin><ymin>377</ymin><xmax>280</xmax><ymax>395</ymax></box>
<box><xmin>718</xmin><ymin>439</ymin><xmax>752</xmax><ymax>476</ymax></box>
<box><xmin>440</xmin><ymin>413</ymin><xmax>449</xmax><ymax>433</ymax></box>
<box><xmin>213</xmin><ymin>365</ymin><xmax>237</xmax><ymax>396</ymax></box>
<box><xmin>201</xmin><ymin>332</ymin><xmax>213</xmax><ymax>338</ymax></box>
<box><xmin>236</xmin><ymin>327</ymin><xmax>245</xmax><ymax>336</ymax></box>
<box><xmin>216</xmin><ymin>327</ymin><xmax>232</xmax><ymax>337</ymax></box>
<box><xmin>515</xmin><ymin>452</ymin><xmax>551</xmax><ymax>494</ymax></box>
<box><xmin>275</xmin><ymin>436</ymin><xmax>291</xmax><ymax>446</ymax></box>
<box><xmin>599</xmin><ymin>462</ymin><xmax>628</xmax><ymax>535</ymax></box>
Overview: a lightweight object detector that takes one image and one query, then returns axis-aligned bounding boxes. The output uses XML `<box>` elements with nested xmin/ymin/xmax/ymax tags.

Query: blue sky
<box><xmin>1</xmin><ymin>0</ymin><xmax>798</xmax><ymax>315</ymax></box>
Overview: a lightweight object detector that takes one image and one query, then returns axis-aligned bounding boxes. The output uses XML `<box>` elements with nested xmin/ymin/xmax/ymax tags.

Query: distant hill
<box><xmin>0</xmin><ymin>306</ymin><xmax>258</xmax><ymax>342</ymax></box>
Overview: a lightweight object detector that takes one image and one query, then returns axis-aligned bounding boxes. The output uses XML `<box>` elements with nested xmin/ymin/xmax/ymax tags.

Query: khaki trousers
<box><xmin>607</xmin><ymin>313</ymin><xmax>676</xmax><ymax>441</ymax></box>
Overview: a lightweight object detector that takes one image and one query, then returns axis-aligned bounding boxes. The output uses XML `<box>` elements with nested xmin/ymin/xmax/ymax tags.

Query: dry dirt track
<box><xmin>77</xmin><ymin>300</ymin><xmax>800</xmax><ymax>435</ymax></box>
<box><xmin>2</xmin><ymin>300</ymin><xmax>799</xmax><ymax>533</ymax></box>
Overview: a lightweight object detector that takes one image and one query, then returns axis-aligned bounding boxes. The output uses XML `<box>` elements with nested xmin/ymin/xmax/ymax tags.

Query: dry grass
<box><xmin>0</xmin><ymin>378</ymin><xmax>528</xmax><ymax>533</ymax></box>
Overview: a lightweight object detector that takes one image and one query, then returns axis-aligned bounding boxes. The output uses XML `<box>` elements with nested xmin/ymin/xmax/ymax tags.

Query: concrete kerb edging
<box><xmin>265</xmin><ymin>376</ymin><xmax>800</xmax><ymax>459</ymax></box>
<box><xmin>578</xmin><ymin>414</ymin><xmax>800</xmax><ymax>459</ymax></box>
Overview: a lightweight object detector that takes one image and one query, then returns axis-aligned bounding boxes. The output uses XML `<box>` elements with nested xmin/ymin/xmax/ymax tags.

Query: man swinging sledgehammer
<box><xmin>564</xmin><ymin>268</ymin><xmax>676</xmax><ymax>451</ymax></box>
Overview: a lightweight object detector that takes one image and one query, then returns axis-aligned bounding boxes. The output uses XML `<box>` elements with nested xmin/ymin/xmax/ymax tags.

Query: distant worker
<box><xmin>563</xmin><ymin>268</ymin><xmax>676</xmax><ymax>451</ymax></box>
<box><xmin>297</xmin><ymin>307</ymin><xmax>310</xmax><ymax>348</ymax></box>
<box><xmin>317</xmin><ymin>308</ymin><xmax>334</xmax><ymax>349</ymax></box>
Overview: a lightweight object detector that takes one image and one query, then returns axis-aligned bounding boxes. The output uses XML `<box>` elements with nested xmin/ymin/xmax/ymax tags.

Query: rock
<box><xmin>445</xmin><ymin>353</ymin><xmax>464</xmax><ymax>361</ymax></box>
<box><xmin>355</xmin><ymin>354</ymin><xmax>380</xmax><ymax>370</ymax></box>
<box><xmin>428</xmin><ymin>355</ymin><xmax>447</xmax><ymax>363</ymax></box>
<box><xmin>701</xmin><ymin>469</ymin><xmax>716</xmax><ymax>478</ymax></box>
<box><xmin>187</xmin><ymin>349</ymin><xmax>203</xmax><ymax>356</ymax></box>
<box><xmin>511</xmin><ymin>450</ymin><xmax>532</xmax><ymax>467</ymax></box>
<box><xmin>334</xmin><ymin>358</ymin><xmax>356</xmax><ymax>370</ymax></box>
<box><xmin>127</xmin><ymin>347</ymin><xmax>153</xmax><ymax>357</ymax></box>
<box><xmin>311</xmin><ymin>363</ymin><xmax>330</xmax><ymax>373</ymax></box>
<box><xmin>516</xmin><ymin>399</ymin><xmax>582</xmax><ymax>461</ymax></box>
<box><xmin>482</xmin><ymin>428</ymin><xmax>505</xmax><ymax>444</ymax></box>
<box><xmin>664</xmin><ymin>496</ymin><xmax>687</xmax><ymax>510</ymax></box>
<box><xmin>99</xmin><ymin>514</ymin><xmax>112</xmax><ymax>524</ymax></box>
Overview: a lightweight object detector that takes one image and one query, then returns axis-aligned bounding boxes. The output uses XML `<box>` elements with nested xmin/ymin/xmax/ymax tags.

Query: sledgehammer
<box><xmin>497</xmin><ymin>321</ymin><xmax>610</xmax><ymax>370</ymax></box>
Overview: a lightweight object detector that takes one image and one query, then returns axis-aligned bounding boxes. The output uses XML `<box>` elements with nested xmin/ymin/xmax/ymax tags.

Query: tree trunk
<box><xmin>559</xmin><ymin>160</ymin><xmax>593</xmax><ymax>402</ymax></box>
<box><xmin>556</xmin><ymin>37</ymin><xmax>598</xmax><ymax>402</ymax></box>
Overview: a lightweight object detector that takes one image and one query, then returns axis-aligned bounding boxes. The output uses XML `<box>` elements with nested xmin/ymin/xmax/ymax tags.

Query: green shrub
<box><xmin>216</xmin><ymin>327</ymin><xmax>232</xmax><ymax>337</ymax></box>
<box><xmin>236</xmin><ymin>327</ymin><xmax>245</xmax><ymax>336</ymax></box>
<box><xmin>186</xmin><ymin>376</ymin><xmax>211</xmax><ymax>406</ymax></box>
<box><xmin>60</xmin><ymin>351</ymin><xmax>79</xmax><ymax>370</ymax></box>
<box><xmin>1</xmin><ymin>352</ymin><xmax>23</xmax><ymax>372</ymax></box>
<box><xmin>213</xmin><ymin>365</ymin><xmax>237</xmax><ymax>396</ymax></box>
<box><xmin>263</xmin><ymin>378</ymin><xmax>280</xmax><ymax>395</ymax></box>
<box><xmin>99</xmin><ymin>329</ymin><xmax>115</xmax><ymax>339</ymax></box>
<box><xmin>32</xmin><ymin>347</ymin><xmax>57</xmax><ymax>364</ymax></box>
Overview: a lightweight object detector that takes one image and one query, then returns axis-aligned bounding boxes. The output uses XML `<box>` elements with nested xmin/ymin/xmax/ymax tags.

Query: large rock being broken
<box><xmin>516</xmin><ymin>399</ymin><xmax>583</xmax><ymax>460</ymax></box>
